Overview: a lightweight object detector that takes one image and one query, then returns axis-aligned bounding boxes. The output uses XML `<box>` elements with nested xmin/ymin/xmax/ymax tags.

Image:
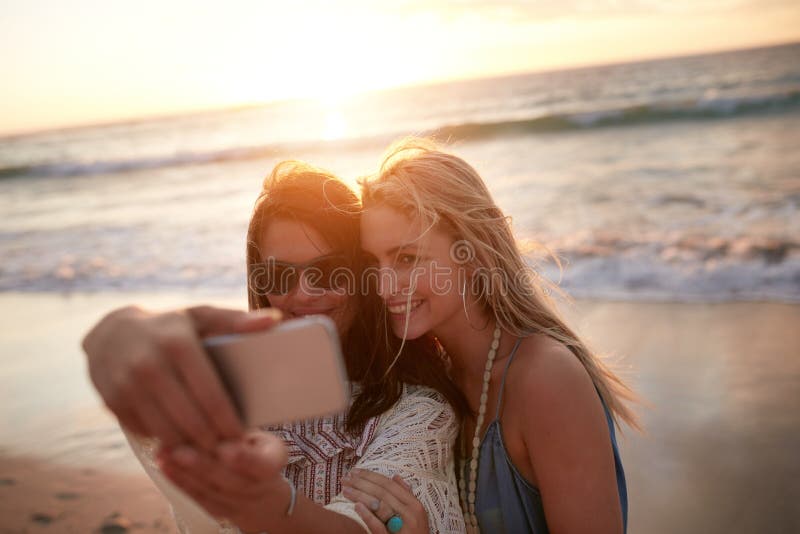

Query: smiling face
<box><xmin>258</xmin><ymin>217</ymin><xmax>354</xmax><ymax>336</ymax></box>
<box><xmin>361</xmin><ymin>204</ymin><xmax>465</xmax><ymax>340</ymax></box>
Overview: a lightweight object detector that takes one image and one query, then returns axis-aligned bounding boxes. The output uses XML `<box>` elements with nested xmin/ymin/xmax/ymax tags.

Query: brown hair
<box><xmin>246</xmin><ymin>160</ymin><xmax>467</xmax><ymax>432</ymax></box>
<box><xmin>361</xmin><ymin>138</ymin><xmax>638</xmax><ymax>430</ymax></box>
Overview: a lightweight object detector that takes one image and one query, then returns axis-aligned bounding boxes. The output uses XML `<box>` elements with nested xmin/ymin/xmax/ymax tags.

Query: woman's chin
<box><xmin>389</xmin><ymin>317</ymin><xmax>428</xmax><ymax>340</ymax></box>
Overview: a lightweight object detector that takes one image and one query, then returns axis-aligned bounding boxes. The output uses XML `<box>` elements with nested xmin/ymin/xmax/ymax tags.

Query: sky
<box><xmin>1</xmin><ymin>0</ymin><xmax>798</xmax><ymax>136</ymax></box>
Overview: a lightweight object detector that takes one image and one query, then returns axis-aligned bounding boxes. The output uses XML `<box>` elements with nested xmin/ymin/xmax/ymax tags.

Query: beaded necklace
<box><xmin>457</xmin><ymin>325</ymin><xmax>501</xmax><ymax>533</ymax></box>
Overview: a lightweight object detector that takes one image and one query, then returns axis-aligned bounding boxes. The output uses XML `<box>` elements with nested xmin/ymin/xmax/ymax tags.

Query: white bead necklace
<box><xmin>458</xmin><ymin>325</ymin><xmax>501</xmax><ymax>533</ymax></box>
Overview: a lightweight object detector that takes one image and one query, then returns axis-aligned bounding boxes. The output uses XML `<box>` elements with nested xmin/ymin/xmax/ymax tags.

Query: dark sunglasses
<box><xmin>250</xmin><ymin>254</ymin><xmax>353</xmax><ymax>295</ymax></box>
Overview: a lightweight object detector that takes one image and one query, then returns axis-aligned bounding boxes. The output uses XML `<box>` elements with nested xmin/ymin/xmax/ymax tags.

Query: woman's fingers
<box><xmin>128</xmin><ymin>386</ymin><xmax>186</xmax><ymax>448</ymax></box>
<box><xmin>392</xmin><ymin>474</ymin><xmax>413</xmax><ymax>492</ymax></box>
<box><xmin>342</xmin><ymin>482</ymin><xmax>396</xmax><ymax>522</ymax></box>
<box><xmin>345</xmin><ymin>470</ymin><xmax>428</xmax><ymax>533</ymax></box>
<box><xmin>172</xmin><ymin>306</ymin><xmax>282</xmax><ymax>443</ymax></box>
<box><xmin>355</xmin><ymin>502</ymin><xmax>390</xmax><ymax>534</ymax></box>
<box><xmin>218</xmin><ymin>431</ymin><xmax>288</xmax><ymax>483</ymax></box>
<box><xmin>342</xmin><ymin>471</ymin><xmax>407</xmax><ymax>516</ymax></box>
<box><xmin>114</xmin><ymin>401</ymin><xmax>149</xmax><ymax>438</ymax></box>
<box><xmin>160</xmin><ymin>439</ymin><xmax>293</xmax><ymax>532</ymax></box>
<box><xmin>159</xmin><ymin>460</ymin><xmax>234</xmax><ymax>518</ymax></box>
<box><xmin>186</xmin><ymin>305</ymin><xmax>281</xmax><ymax>337</ymax></box>
<box><xmin>387</xmin><ymin>474</ymin><xmax>427</xmax><ymax>530</ymax></box>
<box><xmin>348</xmin><ymin>469</ymin><xmax>416</xmax><ymax>507</ymax></box>
<box><xmin>135</xmin><ymin>353</ymin><xmax>217</xmax><ymax>451</ymax></box>
<box><xmin>154</xmin><ymin>306</ymin><xmax>283</xmax><ymax>446</ymax></box>
<box><xmin>160</xmin><ymin>313</ymin><xmax>244</xmax><ymax>443</ymax></box>
<box><xmin>84</xmin><ymin>304</ymin><xmax>282</xmax><ymax>449</ymax></box>
<box><xmin>161</xmin><ymin>445</ymin><xmax>259</xmax><ymax>498</ymax></box>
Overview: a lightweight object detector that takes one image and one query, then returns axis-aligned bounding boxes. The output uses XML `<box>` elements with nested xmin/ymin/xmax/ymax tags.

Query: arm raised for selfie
<box><xmin>82</xmin><ymin>304</ymin><xmax>281</xmax><ymax>450</ymax></box>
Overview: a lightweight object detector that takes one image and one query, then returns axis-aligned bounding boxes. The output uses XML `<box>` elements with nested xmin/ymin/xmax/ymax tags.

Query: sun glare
<box><xmin>323</xmin><ymin>108</ymin><xmax>348</xmax><ymax>141</ymax></box>
<box><xmin>217</xmin><ymin>9</ymin><xmax>435</xmax><ymax>107</ymax></box>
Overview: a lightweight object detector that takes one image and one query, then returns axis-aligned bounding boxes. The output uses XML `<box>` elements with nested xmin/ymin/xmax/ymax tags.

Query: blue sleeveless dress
<box><xmin>465</xmin><ymin>339</ymin><xmax>628</xmax><ymax>533</ymax></box>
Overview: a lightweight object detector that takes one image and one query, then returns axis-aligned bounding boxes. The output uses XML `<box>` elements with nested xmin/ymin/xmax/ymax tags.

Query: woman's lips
<box><xmin>290</xmin><ymin>308</ymin><xmax>334</xmax><ymax>317</ymax></box>
<box><xmin>386</xmin><ymin>299</ymin><xmax>423</xmax><ymax>315</ymax></box>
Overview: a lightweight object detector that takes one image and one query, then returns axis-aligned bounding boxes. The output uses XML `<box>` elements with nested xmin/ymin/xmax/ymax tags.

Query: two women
<box><xmin>87</xmin><ymin>161</ymin><xmax>466</xmax><ymax>533</ymax></box>
<box><xmin>84</xmin><ymin>138</ymin><xmax>636</xmax><ymax>533</ymax></box>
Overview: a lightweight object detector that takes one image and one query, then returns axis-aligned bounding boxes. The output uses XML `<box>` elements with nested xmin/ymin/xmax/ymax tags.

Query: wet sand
<box><xmin>0</xmin><ymin>293</ymin><xmax>798</xmax><ymax>532</ymax></box>
<box><xmin>567</xmin><ymin>300</ymin><xmax>800</xmax><ymax>533</ymax></box>
<box><xmin>0</xmin><ymin>454</ymin><xmax>177</xmax><ymax>533</ymax></box>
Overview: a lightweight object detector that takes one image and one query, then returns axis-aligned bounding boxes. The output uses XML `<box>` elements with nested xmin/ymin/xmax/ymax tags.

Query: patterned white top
<box><xmin>127</xmin><ymin>384</ymin><xmax>465</xmax><ymax>533</ymax></box>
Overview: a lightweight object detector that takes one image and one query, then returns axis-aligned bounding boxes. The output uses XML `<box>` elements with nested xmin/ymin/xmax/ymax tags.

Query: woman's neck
<box><xmin>433</xmin><ymin>304</ymin><xmax>508</xmax><ymax>383</ymax></box>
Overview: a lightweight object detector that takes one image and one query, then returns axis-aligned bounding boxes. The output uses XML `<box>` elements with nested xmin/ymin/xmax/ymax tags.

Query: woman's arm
<box><xmin>157</xmin><ymin>431</ymin><xmax>367</xmax><ymax>534</ymax></box>
<box><xmin>509</xmin><ymin>341</ymin><xmax>624</xmax><ymax>534</ymax></box>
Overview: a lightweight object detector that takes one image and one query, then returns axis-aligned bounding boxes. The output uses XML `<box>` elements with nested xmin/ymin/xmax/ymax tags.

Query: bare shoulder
<box><xmin>505</xmin><ymin>335</ymin><xmax>596</xmax><ymax>399</ymax></box>
<box><xmin>501</xmin><ymin>336</ymin><xmax>624</xmax><ymax>532</ymax></box>
<box><xmin>504</xmin><ymin>334</ymin><xmax>605</xmax><ymax>430</ymax></box>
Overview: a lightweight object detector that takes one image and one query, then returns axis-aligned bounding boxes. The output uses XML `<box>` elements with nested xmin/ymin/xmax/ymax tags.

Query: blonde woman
<box><xmin>344</xmin><ymin>139</ymin><xmax>635</xmax><ymax>533</ymax></box>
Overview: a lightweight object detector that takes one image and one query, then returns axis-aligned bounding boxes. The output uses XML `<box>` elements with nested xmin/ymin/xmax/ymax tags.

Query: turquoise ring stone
<box><xmin>386</xmin><ymin>515</ymin><xmax>403</xmax><ymax>533</ymax></box>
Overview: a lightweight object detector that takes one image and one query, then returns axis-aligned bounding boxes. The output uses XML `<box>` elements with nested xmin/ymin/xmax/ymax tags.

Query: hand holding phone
<box><xmin>84</xmin><ymin>305</ymin><xmax>281</xmax><ymax>451</ymax></box>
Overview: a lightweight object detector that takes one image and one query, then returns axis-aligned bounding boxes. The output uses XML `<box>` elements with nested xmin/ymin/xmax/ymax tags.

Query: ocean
<box><xmin>1</xmin><ymin>42</ymin><xmax>799</xmax><ymax>301</ymax></box>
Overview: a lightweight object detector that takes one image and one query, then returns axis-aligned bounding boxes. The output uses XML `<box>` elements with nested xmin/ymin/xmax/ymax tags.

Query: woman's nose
<box><xmin>291</xmin><ymin>270</ymin><xmax>324</xmax><ymax>301</ymax></box>
<box><xmin>375</xmin><ymin>266</ymin><xmax>403</xmax><ymax>298</ymax></box>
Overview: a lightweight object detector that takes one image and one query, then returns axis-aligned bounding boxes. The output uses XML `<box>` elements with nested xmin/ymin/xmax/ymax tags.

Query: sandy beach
<box><xmin>1</xmin><ymin>292</ymin><xmax>798</xmax><ymax>533</ymax></box>
<box><xmin>0</xmin><ymin>455</ymin><xmax>177</xmax><ymax>533</ymax></box>
<box><xmin>568</xmin><ymin>300</ymin><xmax>800</xmax><ymax>533</ymax></box>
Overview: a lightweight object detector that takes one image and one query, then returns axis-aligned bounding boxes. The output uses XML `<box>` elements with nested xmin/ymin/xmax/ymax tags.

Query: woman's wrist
<box><xmin>282</xmin><ymin>476</ymin><xmax>297</xmax><ymax>516</ymax></box>
<box><xmin>240</xmin><ymin>475</ymin><xmax>295</xmax><ymax>534</ymax></box>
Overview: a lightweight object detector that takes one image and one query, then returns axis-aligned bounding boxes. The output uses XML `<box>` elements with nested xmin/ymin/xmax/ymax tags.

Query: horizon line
<box><xmin>2</xmin><ymin>38</ymin><xmax>797</xmax><ymax>141</ymax></box>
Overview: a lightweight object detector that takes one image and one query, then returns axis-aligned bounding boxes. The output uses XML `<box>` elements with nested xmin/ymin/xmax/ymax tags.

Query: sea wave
<box><xmin>546</xmin><ymin>233</ymin><xmax>800</xmax><ymax>266</ymax></box>
<box><xmin>3</xmin><ymin>87</ymin><xmax>798</xmax><ymax>180</ymax></box>
<box><xmin>537</xmin><ymin>233</ymin><xmax>800</xmax><ymax>302</ymax></box>
<box><xmin>433</xmin><ymin>87</ymin><xmax>800</xmax><ymax>140</ymax></box>
<box><xmin>0</xmin><ymin>145</ymin><xmax>270</xmax><ymax>180</ymax></box>
<box><xmin>0</xmin><ymin>135</ymin><xmax>393</xmax><ymax>180</ymax></box>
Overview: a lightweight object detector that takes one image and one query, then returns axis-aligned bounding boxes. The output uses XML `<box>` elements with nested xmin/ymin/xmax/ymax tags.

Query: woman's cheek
<box><xmin>330</xmin><ymin>293</ymin><xmax>356</xmax><ymax>335</ymax></box>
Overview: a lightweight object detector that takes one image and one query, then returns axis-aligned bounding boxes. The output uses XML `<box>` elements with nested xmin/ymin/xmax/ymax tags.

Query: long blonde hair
<box><xmin>360</xmin><ymin>137</ymin><xmax>638</xmax><ymax>430</ymax></box>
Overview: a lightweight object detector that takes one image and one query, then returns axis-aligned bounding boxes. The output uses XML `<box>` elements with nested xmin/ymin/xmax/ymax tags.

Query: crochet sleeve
<box><xmin>325</xmin><ymin>385</ymin><xmax>466</xmax><ymax>533</ymax></box>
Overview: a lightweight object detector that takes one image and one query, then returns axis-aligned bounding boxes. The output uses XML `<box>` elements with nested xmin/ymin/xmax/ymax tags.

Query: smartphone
<box><xmin>202</xmin><ymin>315</ymin><xmax>349</xmax><ymax>427</ymax></box>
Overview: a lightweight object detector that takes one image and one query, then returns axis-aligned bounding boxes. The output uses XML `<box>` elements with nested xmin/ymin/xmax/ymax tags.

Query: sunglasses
<box><xmin>250</xmin><ymin>254</ymin><xmax>352</xmax><ymax>295</ymax></box>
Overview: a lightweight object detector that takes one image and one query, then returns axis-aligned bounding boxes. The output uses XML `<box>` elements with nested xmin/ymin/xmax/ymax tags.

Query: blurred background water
<box><xmin>2</xmin><ymin>42</ymin><xmax>798</xmax><ymax>301</ymax></box>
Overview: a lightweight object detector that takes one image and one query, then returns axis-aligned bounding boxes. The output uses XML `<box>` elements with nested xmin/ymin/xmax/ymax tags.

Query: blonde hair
<box><xmin>360</xmin><ymin>137</ymin><xmax>638</xmax><ymax>430</ymax></box>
